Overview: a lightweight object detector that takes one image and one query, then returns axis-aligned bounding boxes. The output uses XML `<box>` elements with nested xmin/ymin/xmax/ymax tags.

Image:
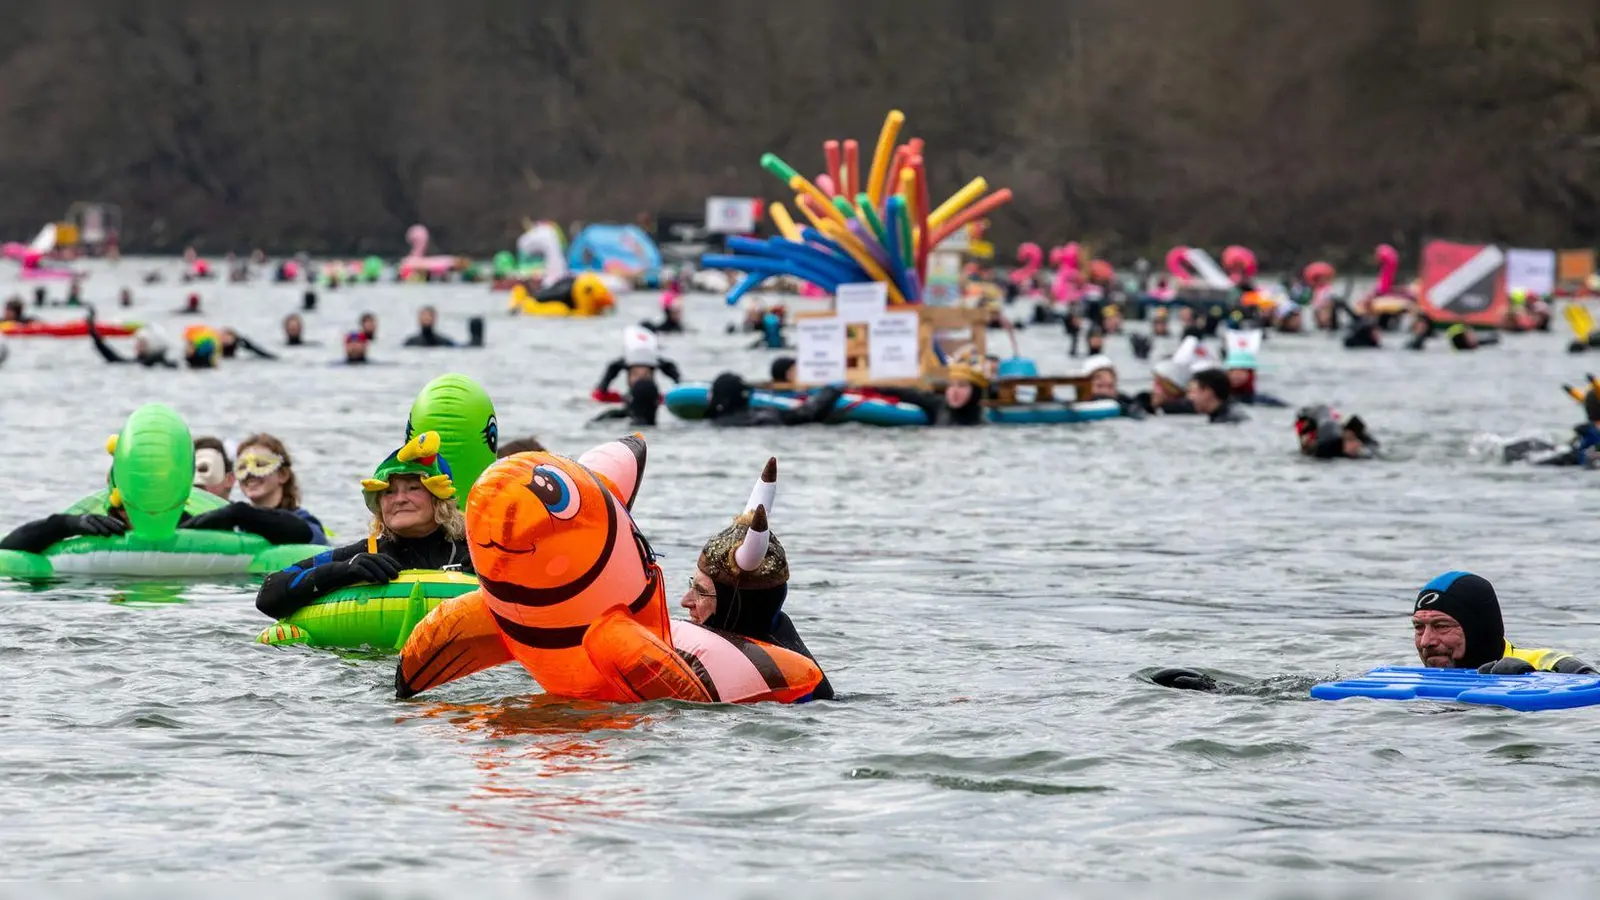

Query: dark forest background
<box><xmin>2</xmin><ymin>1</ymin><xmax>1598</xmax><ymax>265</ymax></box>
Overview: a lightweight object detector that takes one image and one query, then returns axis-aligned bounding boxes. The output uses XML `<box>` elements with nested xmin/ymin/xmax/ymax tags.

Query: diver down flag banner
<box><xmin>1421</xmin><ymin>240</ymin><xmax>1507</xmax><ymax>326</ymax></box>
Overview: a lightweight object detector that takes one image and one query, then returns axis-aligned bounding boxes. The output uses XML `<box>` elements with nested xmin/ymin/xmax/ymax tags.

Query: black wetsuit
<box><xmin>705</xmin><ymin>374</ymin><xmax>844</xmax><ymax>427</ymax></box>
<box><xmin>591</xmin><ymin>379</ymin><xmax>662</xmax><ymax>427</ymax></box>
<box><xmin>705</xmin><ymin>582</ymin><xmax>834</xmax><ymax>701</ymax></box>
<box><xmin>1132</xmin><ymin>393</ymin><xmax>1197</xmax><ymax>416</ymax></box>
<box><xmin>89</xmin><ymin>323</ymin><xmax>175</xmax><ymax>368</ymax></box>
<box><xmin>1207</xmin><ymin>401</ymin><xmax>1249</xmax><ymax>423</ymax></box>
<box><xmin>403</xmin><ymin>326</ymin><xmax>457</xmax><ymax>347</ymax></box>
<box><xmin>1232</xmin><ymin>386</ymin><xmax>1288</xmax><ymax>408</ymax></box>
<box><xmin>255</xmin><ymin>529</ymin><xmax>474</xmax><ymax>619</ymax></box>
<box><xmin>870</xmin><ymin>385</ymin><xmax>985</xmax><ymax>426</ymax></box>
<box><xmin>223</xmin><ymin>334</ymin><xmax>278</xmax><ymax>360</ymax></box>
<box><xmin>0</xmin><ymin>503</ymin><xmax>318</xmax><ymax>554</ymax></box>
<box><xmin>596</xmin><ymin>356</ymin><xmax>682</xmax><ymax>396</ymax></box>
<box><xmin>643</xmin><ymin>315</ymin><xmax>685</xmax><ymax>334</ymax></box>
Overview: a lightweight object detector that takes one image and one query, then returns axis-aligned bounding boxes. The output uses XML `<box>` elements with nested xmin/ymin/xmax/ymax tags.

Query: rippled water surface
<box><xmin>3</xmin><ymin>260</ymin><xmax>1598</xmax><ymax>879</ymax></box>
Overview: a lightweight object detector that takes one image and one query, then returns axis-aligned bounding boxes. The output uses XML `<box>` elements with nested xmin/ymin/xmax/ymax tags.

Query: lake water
<box><xmin>2</xmin><ymin>259</ymin><xmax>1597</xmax><ymax>879</ymax></box>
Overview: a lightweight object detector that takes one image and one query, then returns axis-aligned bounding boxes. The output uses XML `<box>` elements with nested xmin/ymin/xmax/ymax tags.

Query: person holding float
<box><xmin>863</xmin><ymin>349</ymin><xmax>989</xmax><ymax>426</ymax></box>
<box><xmin>1133</xmin><ymin>337</ymin><xmax>1205</xmax><ymax>416</ymax></box>
<box><xmin>0</xmin><ymin>404</ymin><xmax>326</xmax><ymax>577</ymax></box>
<box><xmin>1151</xmin><ymin>572</ymin><xmax>1595</xmax><ymax>693</ymax></box>
<box><xmin>255</xmin><ymin>431</ymin><xmax>472</xmax><ymax>622</ymax></box>
<box><xmin>394</xmin><ymin>435</ymin><xmax>823</xmax><ymax>704</ymax></box>
<box><xmin>680</xmin><ymin>458</ymin><xmax>834</xmax><ymax>700</ymax></box>
<box><xmin>1082</xmin><ymin>355</ymin><xmax>1145</xmax><ymax>419</ymax></box>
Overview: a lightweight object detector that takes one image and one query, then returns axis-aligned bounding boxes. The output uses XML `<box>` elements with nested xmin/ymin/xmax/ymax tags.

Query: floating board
<box><xmin>986</xmin><ymin>398</ymin><xmax>1122</xmax><ymax>425</ymax></box>
<box><xmin>664</xmin><ymin>383</ymin><xmax>928</xmax><ymax>427</ymax></box>
<box><xmin>1310</xmin><ymin>666</ymin><xmax>1600</xmax><ymax>711</ymax></box>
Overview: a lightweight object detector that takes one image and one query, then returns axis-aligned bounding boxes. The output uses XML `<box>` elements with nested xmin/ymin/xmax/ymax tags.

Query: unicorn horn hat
<box><xmin>699</xmin><ymin>457</ymin><xmax>787</xmax><ymax>590</ymax></box>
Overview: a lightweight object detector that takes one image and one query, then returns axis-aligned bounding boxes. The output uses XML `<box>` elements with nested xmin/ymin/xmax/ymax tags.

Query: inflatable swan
<box><xmin>395</xmin><ymin>435</ymin><xmax>821</xmax><ymax>703</ymax></box>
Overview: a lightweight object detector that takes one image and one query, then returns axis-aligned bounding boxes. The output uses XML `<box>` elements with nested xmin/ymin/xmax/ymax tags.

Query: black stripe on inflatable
<box><xmin>479</xmin><ymin>471</ymin><xmax>618</xmax><ymax>608</ymax></box>
<box><xmin>678</xmin><ymin>649</ymin><xmax>720</xmax><ymax>702</ymax></box>
<box><xmin>492</xmin><ymin>611</ymin><xmax>588</xmax><ymax>650</ymax></box>
<box><xmin>721</xmin><ymin>632</ymin><xmax>787</xmax><ymax>693</ymax></box>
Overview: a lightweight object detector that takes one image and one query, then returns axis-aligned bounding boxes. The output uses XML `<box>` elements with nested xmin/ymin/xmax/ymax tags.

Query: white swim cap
<box><xmin>622</xmin><ymin>324</ymin><xmax>659</xmax><ymax>367</ymax></box>
<box><xmin>1082</xmin><ymin>354</ymin><xmax>1115</xmax><ymax>376</ymax></box>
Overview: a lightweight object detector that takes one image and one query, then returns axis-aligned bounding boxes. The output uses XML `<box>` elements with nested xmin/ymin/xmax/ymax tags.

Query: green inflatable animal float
<box><xmin>406</xmin><ymin>372</ymin><xmax>498</xmax><ymax>504</ymax></box>
<box><xmin>0</xmin><ymin>403</ymin><xmax>327</xmax><ymax>578</ymax></box>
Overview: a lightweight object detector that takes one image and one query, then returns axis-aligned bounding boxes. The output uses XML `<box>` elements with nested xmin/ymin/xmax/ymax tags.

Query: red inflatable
<box><xmin>0</xmin><ymin>320</ymin><xmax>140</xmax><ymax>338</ymax></box>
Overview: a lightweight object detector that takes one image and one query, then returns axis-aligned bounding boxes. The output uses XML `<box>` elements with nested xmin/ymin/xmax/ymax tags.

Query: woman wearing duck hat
<box><xmin>679</xmin><ymin>458</ymin><xmax>834</xmax><ymax>700</ymax></box>
<box><xmin>255</xmin><ymin>432</ymin><xmax>471</xmax><ymax>620</ymax></box>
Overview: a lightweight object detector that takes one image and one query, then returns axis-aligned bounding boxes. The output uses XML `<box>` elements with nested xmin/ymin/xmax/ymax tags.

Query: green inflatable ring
<box><xmin>256</xmin><ymin>570</ymin><xmax>480</xmax><ymax>651</ymax></box>
<box><xmin>0</xmin><ymin>403</ymin><xmax>327</xmax><ymax>579</ymax></box>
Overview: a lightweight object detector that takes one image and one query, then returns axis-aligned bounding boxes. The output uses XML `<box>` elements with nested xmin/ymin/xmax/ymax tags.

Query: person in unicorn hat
<box><xmin>680</xmin><ymin>457</ymin><xmax>833</xmax><ymax>700</ymax></box>
<box><xmin>255</xmin><ymin>431</ymin><xmax>472</xmax><ymax>620</ymax></box>
<box><xmin>1221</xmin><ymin>329</ymin><xmax>1288</xmax><ymax>407</ymax></box>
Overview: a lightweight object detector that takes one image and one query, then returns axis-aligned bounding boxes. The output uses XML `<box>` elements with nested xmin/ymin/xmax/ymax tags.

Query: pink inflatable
<box><xmin>1221</xmin><ymin>245</ymin><xmax>1258</xmax><ymax>284</ymax></box>
<box><xmin>1049</xmin><ymin>242</ymin><xmax>1083</xmax><ymax>304</ymax></box>
<box><xmin>1165</xmin><ymin>246</ymin><xmax>1194</xmax><ymax>282</ymax></box>
<box><xmin>399</xmin><ymin>224</ymin><xmax>457</xmax><ymax>279</ymax></box>
<box><xmin>18</xmin><ymin>249</ymin><xmax>80</xmax><ymax>280</ymax></box>
<box><xmin>1010</xmin><ymin>242</ymin><xmax>1042</xmax><ymax>287</ymax></box>
<box><xmin>1374</xmin><ymin>244</ymin><xmax>1400</xmax><ymax>296</ymax></box>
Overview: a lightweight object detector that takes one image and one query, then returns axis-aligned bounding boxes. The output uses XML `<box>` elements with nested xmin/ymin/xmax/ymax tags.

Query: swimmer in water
<box><xmin>1503</xmin><ymin>380</ymin><xmax>1600</xmax><ymax>466</ymax></box>
<box><xmin>594</xmin><ymin>326</ymin><xmax>682</xmax><ymax>406</ymax></box>
<box><xmin>1132</xmin><ymin>354</ymin><xmax>1196</xmax><ymax>416</ymax></box>
<box><xmin>342</xmin><ymin>331</ymin><xmax>371</xmax><ymax>365</ymax></box>
<box><xmin>86</xmin><ymin>305</ymin><xmax>176</xmax><ymax>368</ymax></box>
<box><xmin>282</xmin><ymin>313</ymin><xmax>316</xmax><ymax>347</ymax></box>
<box><xmin>1187</xmin><ymin>368</ymin><xmax>1248</xmax><ymax>423</ymax></box>
<box><xmin>496</xmin><ymin>436</ymin><xmax>546</xmax><ymax>457</ymax></box>
<box><xmin>868</xmin><ymin>349</ymin><xmax>989</xmax><ymax>426</ymax></box>
<box><xmin>402</xmin><ymin>306</ymin><xmax>458</xmax><ymax>347</ymax></box>
<box><xmin>1083</xmin><ymin>355</ymin><xmax>1145</xmax><ymax>418</ymax></box>
<box><xmin>705</xmin><ymin>372</ymin><xmax>845</xmax><ymax>427</ymax></box>
<box><xmin>192</xmin><ymin>436</ymin><xmax>236</xmax><ymax>498</ymax></box>
<box><xmin>175</xmin><ymin>293</ymin><xmax>203</xmax><ymax>315</ymax></box>
<box><xmin>359</xmin><ymin>312</ymin><xmax>378</xmax><ymax>342</ymax></box>
<box><xmin>231</xmin><ymin>433</ymin><xmax>329</xmax><ymax>544</ymax></box>
<box><xmin>5</xmin><ymin>296</ymin><xmax>36</xmax><ymax>324</ymax></box>
<box><xmin>220</xmin><ymin>328</ymin><xmax>278</xmax><ymax>360</ymax></box>
<box><xmin>1294</xmin><ymin>406</ymin><xmax>1378</xmax><ymax>459</ymax></box>
<box><xmin>255</xmin><ymin>432</ymin><xmax>472</xmax><ymax>620</ymax></box>
<box><xmin>1150</xmin><ymin>572</ymin><xmax>1596</xmax><ymax>692</ymax></box>
<box><xmin>680</xmin><ymin>458</ymin><xmax>833</xmax><ymax>700</ymax></box>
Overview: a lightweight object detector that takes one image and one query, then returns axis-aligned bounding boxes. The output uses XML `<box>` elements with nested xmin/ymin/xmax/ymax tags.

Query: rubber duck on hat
<box><xmin>361</xmin><ymin>431</ymin><xmax>456</xmax><ymax>514</ymax></box>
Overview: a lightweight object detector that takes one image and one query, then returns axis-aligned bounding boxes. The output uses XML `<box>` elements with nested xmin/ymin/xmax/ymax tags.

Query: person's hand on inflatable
<box><xmin>1477</xmin><ymin>657</ymin><xmax>1536</xmax><ymax>675</ymax></box>
<box><xmin>61</xmin><ymin>513</ymin><xmax>128</xmax><ymax>537</ymax></box>
<box><xmin>182</xmin><ymin>501</ymin><xmax>248</xmax><ymax>531</ymax></box>
<box><xmin>1550</xmin><ymin>656</ymin><xmax>1599</xmax><ymax>675</ymax></box>
<box><xmin>343</xmin><ymin>552</ymin><xmax>403</xmax><ymax>584</ymax></box>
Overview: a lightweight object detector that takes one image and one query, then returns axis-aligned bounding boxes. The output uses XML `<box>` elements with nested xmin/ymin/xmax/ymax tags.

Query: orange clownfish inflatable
<box><xmin>395</xmin><ymin>434</ymin><xmax>821</xmax><ymax>704</ymax></box>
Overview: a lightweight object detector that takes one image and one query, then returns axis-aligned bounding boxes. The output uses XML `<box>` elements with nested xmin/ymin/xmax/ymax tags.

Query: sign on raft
<box><xmin>792</xmin><ymin>282</ymin><xmax>923</xmax><ymax>387</ymax></box>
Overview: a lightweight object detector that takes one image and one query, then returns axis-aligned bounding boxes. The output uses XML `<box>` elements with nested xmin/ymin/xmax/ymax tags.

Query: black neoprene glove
<box><xmin>1549</xmin><ymin>656</ymin><xmax>1599</xmax><ymax>675</ymax></box>
<box><xmin>182</xmin><ymin>502</ymin><xmax>244</xmax><ymax>531</ymax></box>
<box><xmin>63</xmin><ymin>513</ymin><xmax>128</xmax><ymax>537</ymax></box>
<box><xmin>335</xmin><ymin>552</ymin><xmax>403</xmax><ymax>585</ymax></box>
<box><xmin>1478</xmin><ymin>658</ymin><xmax>1536</xmax><ymax>675</ymax></box>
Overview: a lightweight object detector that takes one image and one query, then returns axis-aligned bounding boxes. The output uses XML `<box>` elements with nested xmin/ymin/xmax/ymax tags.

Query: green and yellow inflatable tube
<box><xmin>0</xmin><ymin>403</ymin><xmax>327</xmax><ymax>579</ymax></box>
<box><xmin>256</xmin><ymin>570</ymin><xmax>480</xmax><ymax>651</ymax></box>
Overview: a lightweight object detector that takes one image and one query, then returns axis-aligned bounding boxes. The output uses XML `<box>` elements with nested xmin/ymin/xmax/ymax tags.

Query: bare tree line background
<box><xmin>1</xmin><ymin>1</ymin><xmax>1597</xmax><ymax>266</ymax></box>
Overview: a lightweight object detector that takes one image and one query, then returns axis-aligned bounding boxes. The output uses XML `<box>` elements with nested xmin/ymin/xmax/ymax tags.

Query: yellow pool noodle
<box><xmin>898</xmin><ymin>168</ymin><xmax>919</xmax><ymax>224</ymax></box>
<box><xmin>789</xmin><ymin>175</ymin><xmax>849</xmax><ymax>229</ymax></box>
<box><xmin>819</xmin><ymin>220</ymin><xmax>908</xmax><ymax>305</ymax></box>
<box><xmin>928</xmin><ymin>177</ymin><xmax>988</xmax><ymax>230</ymax></box>
<box><xmin>866</xmin><ymin>110</ymin><xmax>906</xmax><ymax>208</ymax></box>
<box><xmin>769</xmin><ymin>202</ymin><xmax>802</xmax><ymax>242</ymax></box>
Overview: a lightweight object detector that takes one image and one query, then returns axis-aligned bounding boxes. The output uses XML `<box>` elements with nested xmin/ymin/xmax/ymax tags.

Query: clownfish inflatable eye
<box><xmin>528</xmin><ymin>465</ymin><xmax>580</xmax><ymax>520</ymax></box>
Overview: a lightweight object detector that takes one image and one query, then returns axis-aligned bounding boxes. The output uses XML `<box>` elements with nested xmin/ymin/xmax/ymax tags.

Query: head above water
<box><xmin>192</xmin><ymin>435</ymin><xmax>234</xmax><ymax>498</ymax></box>
<box><xmin>1412</xmin><ymin>572</ymin><xmax>1504</xmax><ymax>669</ymax></box>
<box><xmin>407</xmin><ymin>374</ymin><xmax>498</xmax><ymax>504</ymax></box>
<box><xmin>1187</xmin><ymin>368</ymin><xmax>1230</xmax><ymax>414</ymax></box>
<box><xmin>362</xmin><ymin>431</ymin><xmax>461</xmax><ymax>540</ymax></box>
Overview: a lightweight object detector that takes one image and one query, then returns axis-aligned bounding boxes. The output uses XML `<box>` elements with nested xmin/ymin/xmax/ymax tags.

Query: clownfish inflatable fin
<box><xmin>395</xmin><ymin>590</ymin><xmax>514</xmax><ymax>699</ymax></box>
<box><xmin>583</xmin><ymin>606</ymin><xmax>714</xmax><ymax>703</ymax></box>
<box><xmin>577</xmin><ymin>433</ymin><xmax>647</xmax><ymax>511</ymax></box>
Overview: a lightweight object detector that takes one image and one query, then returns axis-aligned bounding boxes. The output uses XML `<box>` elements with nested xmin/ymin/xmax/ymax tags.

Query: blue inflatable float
<box><xmin>1311</xmin><ymin>666</ymin><xmax>1600</xmax><ymax>712</ymax></box>
<box><xmin>665</xmin><ymin>383</ymin><xmax>1123</xmax><ymax>427</ymax></box>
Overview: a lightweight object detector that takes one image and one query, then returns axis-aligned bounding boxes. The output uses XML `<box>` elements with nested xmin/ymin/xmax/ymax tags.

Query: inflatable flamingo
<box><xmin>1373</xmin><ymin>244</ymin><xmax>1407</xmax><ymax>297</ymax></box>
<box><xmin>1010</xmin><ymin>242</ymin><xmax>1043</xmax><ymax>290</ymax></box>
<box><xmin>399</xmin><ymin>224</ymin><xmax>458</xmax><ymax>280</ymax></box>
<box><xmin>1165</xmin><ymin>246</ymin><xmax>1195</xmax><ymax>284</ymax></box>
<box><xmin>1050</xmin><ymin>242</ymin><xmax>1083</xmax><ymax>304</ymax></box>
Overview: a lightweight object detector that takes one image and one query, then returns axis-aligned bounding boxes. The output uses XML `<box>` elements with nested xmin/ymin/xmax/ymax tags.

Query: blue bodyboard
<box><xmin>1311</xmin><ymin>666</ymin><xmax>1600</xmax><ymax>711</ymax></box>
